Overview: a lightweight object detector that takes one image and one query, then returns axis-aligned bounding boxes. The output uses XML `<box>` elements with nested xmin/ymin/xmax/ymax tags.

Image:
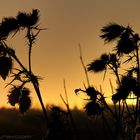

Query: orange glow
<box><xmin>0</xmin><ymin>0</ymin><xmax>139</xmax><ymax>111</ymax></box>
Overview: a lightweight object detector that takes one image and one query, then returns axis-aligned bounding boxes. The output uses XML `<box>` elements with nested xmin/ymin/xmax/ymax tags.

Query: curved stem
<box><xmin>27</xmin><ymin>28</ymin><xmax>49</xmax><ymax>125</ymax></box>
<box><xmin>4</xmin><ymin>41</ymin><xmax>49</xmax><ymax>126</ymax></box>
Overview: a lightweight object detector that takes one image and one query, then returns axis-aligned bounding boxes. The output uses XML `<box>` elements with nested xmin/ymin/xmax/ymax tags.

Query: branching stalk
<box><xmin>3</xmin><ymin>38</ymin><xmax>49</xmax><ymax>126</ymax></box>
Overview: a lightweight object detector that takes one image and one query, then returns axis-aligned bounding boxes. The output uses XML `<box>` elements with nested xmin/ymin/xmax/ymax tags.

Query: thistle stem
<box><xmin>32</xmin><ymin>79</ymin><xmax>49</xmax><ymax>124</ymax></box>
<box><xmin>27</xmin><ymin>27</ymin><xmax>32</xmax><ymax>73</ymax></box>
<box><xmin>5</xmin><ymin>41</ymin><xmax>49</xmax><ymax>126</ymax></box>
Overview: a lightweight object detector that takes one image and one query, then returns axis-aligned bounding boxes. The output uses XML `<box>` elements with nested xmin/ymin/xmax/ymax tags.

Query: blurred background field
<box><xmin>0</xmin><ymin>107</ymin><xmax>114</xmax><ymax>140</ymax></box>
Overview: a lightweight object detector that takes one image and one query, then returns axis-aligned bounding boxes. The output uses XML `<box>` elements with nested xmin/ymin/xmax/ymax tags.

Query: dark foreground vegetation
<box><xmin>0</xmin><ymin>107</ymin><xmax>116</xmax><ymax>140</ymax></box>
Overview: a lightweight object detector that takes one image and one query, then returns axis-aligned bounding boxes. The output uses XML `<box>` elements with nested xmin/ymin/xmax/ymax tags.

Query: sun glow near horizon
<box><xmin>0</xmin><ymin>0</ymin><xmax>139</xmax><ymax>112</ymax></box>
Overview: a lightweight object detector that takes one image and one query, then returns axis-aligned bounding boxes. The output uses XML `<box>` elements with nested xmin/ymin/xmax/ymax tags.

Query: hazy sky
<box><xmin>0</xmin><ymin>0</ymin><xmax>140</xmax><ymax>109</ymax></box>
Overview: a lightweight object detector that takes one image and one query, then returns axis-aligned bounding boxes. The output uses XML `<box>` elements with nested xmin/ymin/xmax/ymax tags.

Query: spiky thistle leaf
<box><xmin>0</xmin><ymin>56</ymin><xmax>13</xmax><ymax>80</ymax></box>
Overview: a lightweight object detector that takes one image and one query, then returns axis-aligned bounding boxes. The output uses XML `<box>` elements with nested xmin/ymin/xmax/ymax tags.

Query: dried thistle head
<box><xmin>17</xmin><ymin>9</ymin><xmax>39</xmax><ymax>28</ymax></box>
<box><xmin>8</xmin><ymin>86</ymin><xmax>31</xmax><ymax>114</ymax></box>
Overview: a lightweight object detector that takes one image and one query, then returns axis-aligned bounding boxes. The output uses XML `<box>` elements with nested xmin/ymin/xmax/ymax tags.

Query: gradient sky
<box><xmin>0</xmin><ymin>0</ymin><xmax>140</xmax><ymax>109</ymax></box>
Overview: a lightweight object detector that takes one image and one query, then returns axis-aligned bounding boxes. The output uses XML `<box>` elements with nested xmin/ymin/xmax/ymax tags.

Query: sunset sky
<box><xmin>0</xmin><ymin>0</ymin><xmax>140</xmax><ymax>109</ymax></box>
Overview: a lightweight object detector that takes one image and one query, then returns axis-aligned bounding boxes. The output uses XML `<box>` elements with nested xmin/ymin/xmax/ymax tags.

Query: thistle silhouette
<box><xmin>76</xmin><ymin>23</ymin><xmax>140</xmax><ymax>140</ymax></box>
<box><xmin>0</xmin><ymin>9</ymin><xmax>49</xmax><ymax>125</ymax></box>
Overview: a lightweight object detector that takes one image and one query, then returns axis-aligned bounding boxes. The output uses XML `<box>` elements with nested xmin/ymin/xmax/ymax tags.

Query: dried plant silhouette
<box><xmin>47</xmin><ymin>106</ymin><xmax>73</xmax><ymax>140</ymax></box>
<box><xmin>75</xmin><ymin>23</ymin><xmax>140</xmax><ymax>140</ymax></box>
<box><xmin>3</xmin><ymin>9</ymin><xmax>140</xmax><ymax>140</ymax></box>
<box><xmin>0</xmin><ymin>9</ymin><xmax>49</xmax><ymax>126</ymax></box>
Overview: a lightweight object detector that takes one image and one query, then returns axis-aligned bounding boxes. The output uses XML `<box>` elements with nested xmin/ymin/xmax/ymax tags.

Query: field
<box><xmin>0</xmin><ymin>107</ymin><xmax>116</xmax><ymax>140</ymax></box>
